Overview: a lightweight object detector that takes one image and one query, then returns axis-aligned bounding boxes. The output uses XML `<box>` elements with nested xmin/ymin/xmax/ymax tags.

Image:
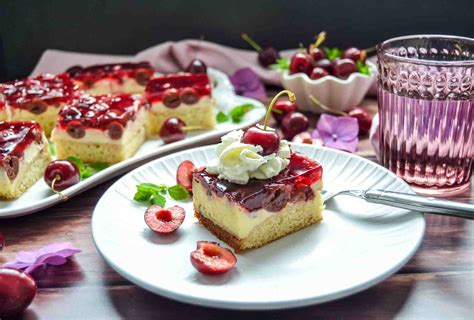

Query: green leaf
<box><xmin>356</xmin><ymin>60</ymin><xmax>371</xmax><ymax>75</ymax></box>
<box><xmin>67</xmin><ymin>156</ymin><xmax>109</xmax><ymax>180</ymax></box>
<box><xmin>270</xmin><ymin>58</ymin><xmax>290</xmax><ymax>71</ymax></box>
<box><xmin>324</xmin><ymin>47</ymin><xmax>342</xmax><ymax>61</ymax></box>
<box><xmin>136</xmin><ymin>183</ymin><xmax>167</xmax><ymax>195</ymax></box>
<box><xmin>168</xmin><ymin>184</ymin><xmax>190</xmax><ymax>200</ymax></box>
<box><xmin>216</xmin><ymin>111</ymin><xmax>229</xmax><ymax>123</ymax></box>
<box><xmin>68</xmin><ymin>156</ymin><xmax>84</xmax><ymax>172</ymax></box>
<box><xmin>134</xmin><ymin>190</ymin><xmax>152</xmax><ymax>202</ymax></box>
<box><xmin>81</xmin><ymin>167</ymin><xmax>94</xmax><ymax>179</ymax></box>
<box><xmin>89</xmin><ymin>163</ymin><xmax>109</xmax><ymax>172</ymax></box>
<box><xmin>229</xmin><ymin>104</ymin><xmax>255</xmax><ymax>123</ymax></box>
<box><xmin>150</xmin><ymin>194</ymin><xmax>166</xmax><ymax>207</ymax></box>
<box><xmin>48</xmin><ymin>142</ymin><xmax>56</xmax><ymax>156</ymax></box>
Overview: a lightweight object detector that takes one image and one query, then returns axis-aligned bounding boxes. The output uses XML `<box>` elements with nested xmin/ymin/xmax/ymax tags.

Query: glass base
<box><xmin>410</xmin><ymin>181</ymin><xmax>472</xmax><ymax>197</ymax></box>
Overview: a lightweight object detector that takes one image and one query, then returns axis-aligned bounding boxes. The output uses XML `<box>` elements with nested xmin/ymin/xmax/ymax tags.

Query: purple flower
<box><xmin>3</xmin><ymin>242</ymin><xmax>81</xmax><ymax>274</ymax></box>
<box><xmin>312</xmin><ymin>114</ymin><xmax>359</xmax><ymax>153</ymax></box>
<box><xmin>229</xmin><ymin>68</ymin><xmax>266</xmax><ymax>100</ymax></box>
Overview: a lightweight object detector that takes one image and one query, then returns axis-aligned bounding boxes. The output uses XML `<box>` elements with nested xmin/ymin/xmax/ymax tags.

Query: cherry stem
<box><xmin>312</xmin><ymin>31</ymin><xmax>327</xmax><ymax>48</ymax></box>
<box><xmin>308</xmin><ymin>95</ymin><xmax>347</xmax><ymax>116</ymax></box>
<box><xmin>264</xmin><ymin>90</ymin><xmax>296</xmax><ymax>130</ymax></box>
<box><xmin>241</xmin><ymin>33</ymin><xmax>262</xmax><ymax>53</ymax></box>
<box><xmin>51</xmin><ymin>176</ymin><xmax>69</xmax><ymax>201</ymax></box>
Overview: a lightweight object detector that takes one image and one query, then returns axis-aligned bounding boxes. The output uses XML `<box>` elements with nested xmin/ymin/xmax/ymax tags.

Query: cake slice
<box><xmin>67</xmin><ymin>62</ymin><xmax>155</xmax><ymax>95</ymax></box>
<box><xmin>51</xmin><ymin>93</ymin><xmax>149</xmax><ymax>164</ymax></box>
<box><xmin>145</xmin><ymin>73</ymin><xmax>215</xmax><ymax>136</ymax></box>
<box><xmin>0</xmin><ymin>73</ymin><xmax>79</xmax><ymax>135</ymax></box>
<box><xmin>0</xmin><ymin>121</ymin><xmax>51</xmax><ymax>200</ymax></box>
<box><xmin>192</xmin><ymin>129</ymin><xmax>324</xmax><ymax>252</ymax></box>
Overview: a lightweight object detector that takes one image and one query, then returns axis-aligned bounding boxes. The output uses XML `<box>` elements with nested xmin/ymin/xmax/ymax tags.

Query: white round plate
<box><xmin>0</xmin><ymin>68</ymin><xmax>266</xmax><ymax>218</ymax></box>
<box><xmin>92</xmin><ymin>144</ymin><xmax>425</xmax><ymax>310</ymax></box>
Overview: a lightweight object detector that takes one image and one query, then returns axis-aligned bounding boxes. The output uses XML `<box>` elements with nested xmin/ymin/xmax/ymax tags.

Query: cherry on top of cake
<box><xmin>0</xmin><ymin>73</ymin><xmax>79</xmax><ymax>109</ymax></box>
<box><xmin>194</xmin><ymin>152</ymin><xmax>323</xmax><ymax>212</ymax></box>
<box><xmin>0</xmin><ymin>121</ymin><xmax>43</xmax><ymax>163</ymax></box>
<box><xmin>66</xmin><ymin>62</ymin><xmax>154</xmax><ymax>85</ymax></box>
<box><xmin>145</xmin><ymin>73</ymin><xmax>212</xmax><ymax>103</ymax></box>
<box><xmin>57</xmin><ymin>94</ymin><xmax>148</xmax><ymax>132</ymax></box>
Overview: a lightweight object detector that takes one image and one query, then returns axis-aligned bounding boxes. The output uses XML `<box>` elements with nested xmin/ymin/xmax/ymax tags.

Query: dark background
<box><xmin>1</xmin><ymin>0</ymin><xmax>473</xmax><ymax>81</ymax></box>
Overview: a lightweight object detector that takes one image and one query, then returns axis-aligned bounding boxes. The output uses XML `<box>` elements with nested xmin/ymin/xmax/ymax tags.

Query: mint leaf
<box><xmin>136</xmin><ymin>183</ymin><xmax>167</xmax><ymax>195</ymax></box>
<box><xmin>216</xmin><ymin>111</ymin><xmax>229</xmax><ymax>123</ymax></box>
<box><xmin>67</xmin><ymin>156</ymin><xmax>108</xmax><ymax>180</ymax></box>
<box><xmin>48</xmin><ymin>142</ymin><xmax>56</xmax><ymax>156</ymax></box>
<box><xmin>134</xmin><ymin>190</ymin><xmax>152</xmax><ymax>202</ymax></box>
<box><xmin>270</xmin><ymin>58</ymin><xmax>290</xmax><ymax>71</ymax></box>
<box><xmin>229</xmin><ymin>104</ymin><xmax>255</xmax><ymax>123</ymax></box>
<box><xmin>168</xmin><ymin>184</ymin><xmax>190</xmax><ymax>200</ymax></box>
<box><xmin>324</xmin><ymin>47</ymin><xmax>342</xmax><ymax>61</ymax></box>
<box><xmin>356</xmin><ymin>60</ymin><xmax>371</xmax><ymax>75</ymax></box>
<box><xmin>150</xmin><ymin>194</ymin><xmax>166</xmax><ymax>207</ymax></box>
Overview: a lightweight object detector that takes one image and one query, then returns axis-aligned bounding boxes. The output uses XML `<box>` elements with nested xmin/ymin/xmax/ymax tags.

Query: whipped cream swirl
<box><xmin>206</xmin><ymin>130</ymin><xmax>291</xmax><ymax>185</ymax></box>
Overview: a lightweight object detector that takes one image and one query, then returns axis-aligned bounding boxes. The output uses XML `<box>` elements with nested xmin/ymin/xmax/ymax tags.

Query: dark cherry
<box><xmin>281</xmin><ymin>112</ymin><xmax>310</xmax><ymax>140</ymax></box>
<box><xmin>272</xmin><ymin>100</ymin><xmax>297</xmax><ymax>123</ymax></box>
<box><xmin>135</xmin><ymin>69</ymin><xmax>151</xmax><ymax>85</ymax></box>
<box><xmin>289</xmin><ymin>52</ymin><xmax>313</xmax><ymax>75</ymax></box>
<box><xmin>159</xmin><ymin>118</ymin><xmax>186</xmax><ymax>144</ymax></box>
<box><xmin>180</xmin><ymin>88</ymin><xmax>199</xmax><ymax>105</ymax></box>
<box><xmin>258</xmin><ymin>47</ymin><xmax>280</xmax><ymax>67</ymax></box>
<box><xmin>108</xmin><ymin>121</ymin><xmax>124</xmax><ymax>140</ymax></box>
<box><xmin>314</xmin><ymin>58</ymin><xmax>332</xmax><ymax>71</ymax></box>
<box><xmin>309</xmin><ymin>67</ymin><xmax>330</xmax><ymax>80</ymax></box>
<box><xmin>0</xmin><ymin>268</ymin><xmax>36</xmax><ymax>317</ymax></box>
<box><xmin>44</xmin><ymin>160</ymin><xmax>81</xmax><ymax>192</ymax></box>
<box><xmin>162</xmin><ymin>89</ymin><xmax>181</xmax><ymax>108</ymax></box>
<box><xmin>185</xmin><ymin>59</ymin><xmax>207</xmax><ymax>74</ymax></box>
<box><xmin>342</xmin><ymin>47</ymin><xmax>365</xmax><ymax>62</ymax></box>
<box><xmin>348</xmin><ymin>107</ymin><xmax>373</xmax><ymax>135</ymax></box>
<box><xmin>332</xmin><ymin>58</ymin><xmax>357</xmax><ymax>78</ymax></box>
<box><xmin>308</xmin><ymin>46</ymin><xmax>326</xmax><ymax>61</ymax></box>
<box><xmin>66</xmin><ymin>121</ymin><xmax>86</xmax><ymax>139</ymax></box>
<box><xmin>3</xmin><ymin>155</ymin><xmax>19</xmax><ymax>180</ymax></box>
<box><xmin>65</xmin><ymin>65</ymin><xmax>83</xmax><ymax>77</ymax></box>
<box><xmin>26</xmin><ymin>101</ymin><xmax>47</xmax><ymax>115</ymax></box>
<box><xmin>242</xmin><ymin>125</ymin><xmax>280</xmax><ymax>156</ymax></box>
<box><xmin>0</xmin><ymin>231</ymin><xmax>4</xmax><ymax>251</ymax></box>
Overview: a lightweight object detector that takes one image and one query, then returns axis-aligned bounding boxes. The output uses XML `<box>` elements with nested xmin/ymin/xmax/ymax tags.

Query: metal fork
<box><xmin>322</xmin><ymin>189</ymin><xmax>474</xmax><ymax>219</ymax></box>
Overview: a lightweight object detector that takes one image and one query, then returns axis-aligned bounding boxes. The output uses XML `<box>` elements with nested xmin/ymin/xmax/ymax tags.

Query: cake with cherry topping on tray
<box><xmin>145</xmin><ymin>73</ymin><xmax>215</xmax><ymax>136</ymax></box>
<box><xmin>192</xmin><ymin>91</ymin><xmax>324</xmax><ymax>252</ymax></box>
<box><xmin>51</xmin><ymin>93</ymin><xmax>149</xmax><ymax>164</ymax></box>
<box><xmin>0</xmin><ymin>121</ymin><xmax>51</xmax><ymax>200</ymax></box>
<box><xmin>0</xmin><ymin>73</ymin><xmax>79</xmax><ymax>135</ymax></box>
<box><xmin>66</xmin><ymin>62</ymin><xmax>155</xmax><ymax>95</ymax></box>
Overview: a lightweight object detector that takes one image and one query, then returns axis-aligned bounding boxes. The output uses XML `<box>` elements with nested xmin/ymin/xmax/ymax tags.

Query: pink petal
<box><xmin>2</xmin><ymin>261</ymin><xmax>31</xmax><ymax>269</ymax></box>
<box><xmin>333</xmin><ymin>116</ymin><xmax>359</xmax><ymax>141</ymax></box>
<box><xmin>325</xmin><ymin>137</ymin><xmax>358</xmax><ymax>153</ymax></box>
<box><xmin>316</xmin><ymin>114</ymin><xmax>338</xmax><ymax>136</ymax></box>
<box><xmin>16</xmin><ymin>251</ymin><xmax>38</xmax><ymax>263</ymax></box>
<box><xmin>229</xmin><ymin>68</ymin><xmax>266</xmax><ymax>100</ymax></box>
<box><xmin>37</xmin><ymin>254</ymin><xmax>68</xmax><ymax>266</ymax></box>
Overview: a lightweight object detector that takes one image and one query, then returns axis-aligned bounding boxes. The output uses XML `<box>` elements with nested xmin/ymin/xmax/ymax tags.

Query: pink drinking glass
<box><xmin>377</xmin><ymin>35</ymin><xmax>473</xmax><ymax>196</ymax></box>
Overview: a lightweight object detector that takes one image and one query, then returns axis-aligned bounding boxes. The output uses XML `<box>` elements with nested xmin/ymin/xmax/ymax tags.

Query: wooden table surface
<box><xmin>1</xmin><ymin>99</ymin><xmax>473</xmax><ymax>320</ymax></box>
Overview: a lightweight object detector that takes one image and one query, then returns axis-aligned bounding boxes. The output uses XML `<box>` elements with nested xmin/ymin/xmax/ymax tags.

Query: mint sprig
<box><xmin>270</xmin><ymin>58</ymin><xmax>290</xmax><ymax>71</ymax></box>
<box><xmin>134</xmin><ymin>183</ymin><xmax>190</xmax><ymax>207</ymax></box>
<box><xmin>216</xmin><ymin>111</ymin><xmax>229</xmax><ymax>123</ymax></box>
<box><xmin>324</xmin><ymin>47</ymin><xmax>342</xmax><ymax>61</ymax></box>
<box><xmin>67</xmin><ymin>156</ymin><xmax>109</xmax><ymax>180</ymax></box>
<box><xmin>356</xmin><ymin>60</ymin><xmax>371</xmax><ymax>75</ymax></box>
<box><xmin>216</xmin><ymin>104</ymin><xmax>255</xmax><ymax>124</ymax></box>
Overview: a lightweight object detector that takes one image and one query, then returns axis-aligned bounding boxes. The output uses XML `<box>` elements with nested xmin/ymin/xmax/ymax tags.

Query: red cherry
<box><xmin>0</xmin><ymin>268</ymin><xmax>36</xmax><ymax>317</ymax></box>
<box><xmin>281</xmin><ymin>112</ymin><xmax>310</xmax><ymax>140</ymax></box>
<box><xmin>242</xmin><ymin>125</ymin><xmax>280</xmax><ymax>156</ymax></box>
<box><xmin>271</xmin><ymin>100</ymin><xmax>297</xmax><ymax>123</ymax></box>
<box><xmin>348</xmin><ymin>107</ymin><xmax>372</xmax><ymax>135</ymax></box>
<box><xmin>308</xmin><ymin>45</ymin><xmax>326</xmax><ymax>61</ymax></box>
<box><xmin>289</xmin><ymin>52</ymin><xmax>313</xmax><ymax>75</ymax></box>
<box><xmin>186</xmin><ymin>59</ymin><xmax>207</xmax><ymax>74</ymax></box>
<box><xmin>44</xmin><ymin>160</ymin><xmax>80</xmax><ymax>192</ymax></box>
<box><xmin>258</xmin><ymin>47</ymin><xmax>280</xmax><ymax>67</ymax></box>
<box><xmin>144</xmin><ymin>205</ymin><xmax>185</xmax><ymax>234</ymax></box>
<box><xmin>342</xmin><ymin>47</ymin><xmax>366</xmax><ymax>62</ymax></box>
<box><xmin>176</xmin><ymin>160</ymin><xmax>195</xmax><ymax>194</ymax></box>
<box><xmin>314</xmin><ymin>58</ymin><xmax>332</xmax><ymax>72</ymax></box>
<box><xmin>190</xmin><ymin>241</ymin><xmax>237</xmax><ymax>275</ymax></box>
<box><xmin>309</xmin><ymin>67</ymin><xmax>330</xmax><ymax>80</ymax></box>
<box><xmin>332</xmin><ymin>58</ymin><xmax>357</xmax><ymax>78</ymax></box>
<box><xmin>0</xmin><ymin>232</ymin><xmax>4</xmax><ymax>251</ymax></box>
<box><xmin>159</xmin><ymin>118</ymin><xmax>186</xmax><ymax>144</ymax></box>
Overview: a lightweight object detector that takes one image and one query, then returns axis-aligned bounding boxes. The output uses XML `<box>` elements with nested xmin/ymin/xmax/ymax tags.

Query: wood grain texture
<box><xmin>1</xmin><ymin>98</ymin><xmax>473</xmax><ymax>319</ymax></box>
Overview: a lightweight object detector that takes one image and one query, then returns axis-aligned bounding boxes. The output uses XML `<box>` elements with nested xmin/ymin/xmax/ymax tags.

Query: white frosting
<box><xmin>207</xmin><ymin>130</ymin><xmax>291</xmax><ymax>184</ymax></box>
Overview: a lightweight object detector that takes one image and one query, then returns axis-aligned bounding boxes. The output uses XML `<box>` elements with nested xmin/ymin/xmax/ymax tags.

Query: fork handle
<box><xmin>363</xmin><ymin>190</ymin><xmax>474</xmax><ymax>219</ymax></box>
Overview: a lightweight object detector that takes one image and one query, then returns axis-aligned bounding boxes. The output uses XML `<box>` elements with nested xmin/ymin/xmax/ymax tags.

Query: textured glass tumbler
<box><xmin>377</xmin><ymin>35</ymin><xmax>473</xmax><ymax>196</ymax></box>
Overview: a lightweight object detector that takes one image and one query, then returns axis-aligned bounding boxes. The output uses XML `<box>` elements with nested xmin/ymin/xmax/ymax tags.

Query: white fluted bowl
<box><xmin>280</xmin><ymin>61</ymin><xmax>376</xmax><ymax>113</ymax></box>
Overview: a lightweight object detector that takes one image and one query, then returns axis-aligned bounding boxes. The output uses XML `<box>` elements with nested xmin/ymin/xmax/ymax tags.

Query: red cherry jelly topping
<box><xmin>68</xmin><ymin>62</ymin><xmax>154</xmax><ymax>86</ymax></box>
<box><xmin>0</xmin><ymin>73</ymin><xmax>79</xmax><ymax>109</ymax></box>
<box><xmin>145</xmin><ymin>73</ymin><xmax>211</xmax><ymax>103</ymax></box>
<box><xmin>194</xmin><ymin>152</ymin><xmax>322</xmax><ymax>212</ymax></box>
<box><xmin>0</xmin><ymin>121</ymin><xmax>43</xmax><ymax>163</ymax></box>
<box><xmin>57</xmin><ymin>94</ymin><xmax>148</xmax><ymax>131</ymax></box>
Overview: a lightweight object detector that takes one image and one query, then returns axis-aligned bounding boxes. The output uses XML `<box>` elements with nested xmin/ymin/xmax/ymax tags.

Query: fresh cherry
<box><xmin>307</xmin><ymin>32</ymin><xmax>327</xmax><ymax>61</ymax></box>
<box><xmin>0</xmin><ymin>232</ymin><xmax>4</xmax><ymax>251</ymax></box>
<box><xmin>309</xmin><ymin>67</ymin><xmax>330</xmax><ymax>80</ymax></box>
<box><xmin>0</xmin><ymin>268</ymin><xmax>37</xmax><ymax>317</ymax></box>
<box><xmin>348</xmin><ymin>107</ymin><xmax>373</xmax><ymax>135</ymax></box>
<box><xmin>242</xmin><ymin>33</ymin><xmax>280</xmax><ymax>67</ymax></box>
<box><xmin>159</xmin><ymin>118</ymin><xmax>186</xmax><ymax>144</ymax></box>
<box><xmin>271</xmin><ymin>100</ymin><xmax>297</xmax><ymax>123</ymax></box>
<box><xmin>281</xmin><ymin>112</ymin><xmax>310</xmax><ymax>140</ymax></box>
<box><xmin>144</xmin><ymin>205</ymin><xmax>185</xmax><ymax>234</ymax></box>
<box><xmin>190</xmin><ymin>241</ymin><xmax>237</xmax><ymax>275</ymax></box>
<box><xmin>314</xmin><ymin>58</ymin><xmax>332</xmax><ymax>71</ymax></box>
<box><xmin>332</xmin><ymin>58</ymin><xmax>357</xmax><ymax>78</ymax></box>
<box><xmin>44</xmin><ymin>160</ymin><xmax>80</xmax><ymax>192</ymax></box>
<box><xmin>185</xmin><ymin>59</ymin><xmax>207</xmax><ymax>74</ymax></box>
<box><xmin>342</xmin><ymin>47</ymin><xmax>366</xmax><ymax>62</ymax></box>
<box><xmin>242</xmin><ymin>125</ymin><xmax>280</xmax><ymax>156</ymax></box>
<box><xmin>289</xmin><ymin>52</ymin><xmax>313</xmax><ymax>75</ymax></box>
<box><xmin>177</xmin><ymin>160</ymin><xmax>195</xmax><ymax>194</ymax></box>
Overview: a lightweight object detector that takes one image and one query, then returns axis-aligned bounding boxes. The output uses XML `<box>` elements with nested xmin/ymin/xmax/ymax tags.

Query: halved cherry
<box><xmin>66</xmin><ymin>121</ymin><xmax>86</xmax><ymax>139</ymax></box>
<box><xmin>26</xmin><ymin>100</ymin><xmax>47</xmax><ymax>115</ymax></box>
<box><xmin>190</xmin><ymin>241</ymin><xmax>237</xmax><ymax>275</ymax></box>
<box><xmin>162</xmin><ymin>89</ymin><xmax>181</xmax><ymax>108</ymax></box>
<box><xmin>135</xmin><ymin>69</ymin><xmax>151</xmax><ymax>85</ymax></box>
<box><xmin>2</xmin><ymin>155</ymin><xmax>19</xmax><ymax>180</ymax></box>
<box><xmin>107</xmin><ymin>121</ymin><xmax>124</xmax><ymax>140</ymax></box>
<box><xmin>144</xmin><ymin>205</ymin><xmax>185</xmax><ymax>234</ymax></box>
<box><xmin>180</xmin><ymin>88</ymin><xmax>199</xmax><ymax>105</ymax></box>
<box><xmin>177</xmin><ymin>160</ymin><xmax>195</xmax><ymax>193</ymax></box>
